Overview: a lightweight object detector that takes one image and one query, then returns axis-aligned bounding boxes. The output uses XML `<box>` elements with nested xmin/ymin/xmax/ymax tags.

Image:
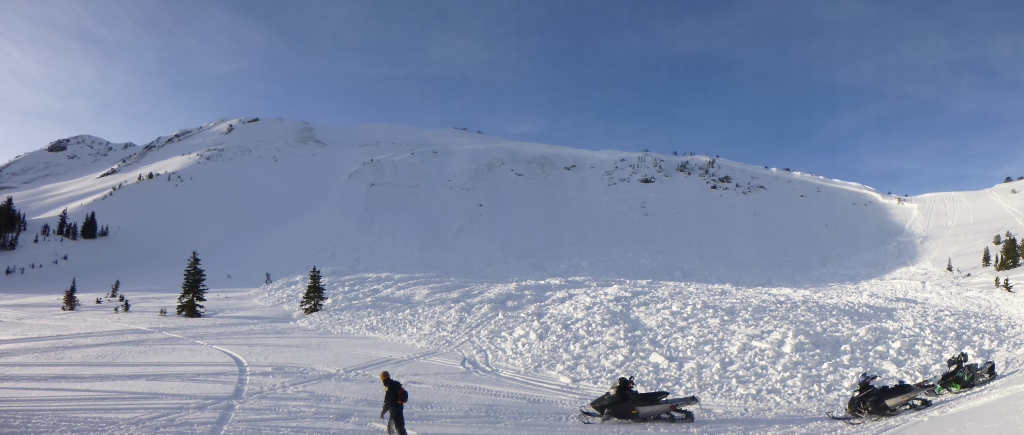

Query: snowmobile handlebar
<box><xmin>857</xmin><ymin>373</ymin><xmax>878</xmax><ymax>385</ymax></box>
<box><xmin>946</xmin><ymin>352</ymin><xmax>968</xmax><ymax>369</ymax></box>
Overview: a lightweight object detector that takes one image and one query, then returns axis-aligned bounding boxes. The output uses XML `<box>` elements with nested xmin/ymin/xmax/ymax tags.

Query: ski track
<box><xmin>987</xmin><ymin>189</ymin><xmax>1024</xmax><ymax>228</ymax></box>
<box><xmin>107</xmin><ymin>321</ymin><xmax>250</xmax><ymax>435</ymax></box>
<box><xmin>0</xmin><ymin>306</ymin><xmax>248</xmax><ymax>434</ymax></box>
<box><xmin>951</xmin><ymin>194</ymin><xmax>973</xmax><ymax>259</ymax></box>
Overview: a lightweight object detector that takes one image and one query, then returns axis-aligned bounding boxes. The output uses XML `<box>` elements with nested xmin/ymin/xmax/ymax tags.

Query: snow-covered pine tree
<box><xmin>1003</xmin><ymin>277</ymin><xmax>1014</xmax><ymax>293</ymax></box>
<box><xmin>109</xmin><ymin>280</ymin><xmax>120</xmax><ymax>298</ymax></box>
<box><xmin>983</xmin><ymin>246</ymin><xmax>992</xmax><ymax>267</ymax></box>
<box><xmin>62</xmin><ymin>278</ymin><xmax>80</xmax><ymax>311</ymax></box>
<box><xmin>995</xmin><ymin>276</ymin><xmax>1001</xmax><ymax>288</ymax></box>
<box><xmin>300</xmin><ymin>266</ymin><xmax>327</xmax><ymax>315</ymax></box>
<box><xmin>121</xmin><ymin>298</ymin><xmax>130</xmax><ymax>313</ymax></box>
<box><xmin>946</xmin><ymin>258</ymin><xmax>953</xmax><ymax>272</ymax></box>
<box><xmin>177</xmin><ymin>251</ymin><xmax>208</xmax><ymax>318</ymax></box>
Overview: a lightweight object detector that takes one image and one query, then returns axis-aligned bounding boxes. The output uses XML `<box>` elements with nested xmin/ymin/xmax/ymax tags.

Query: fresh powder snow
<box><xmin>1</xmin><ymin>118</ymin><xmax>1023</xmax><ymax>434</ymax></box>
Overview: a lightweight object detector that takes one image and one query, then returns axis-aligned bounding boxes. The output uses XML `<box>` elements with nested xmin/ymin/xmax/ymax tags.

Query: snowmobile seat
<box><xmin>877</xmin><ymin>383</ymin><xmax>914</xmax><ymax>400</ymax></box>
<box><xmin>628</xmin><ymin>390</ymin><xmax>670</xmax><ymax>404</ymax></box>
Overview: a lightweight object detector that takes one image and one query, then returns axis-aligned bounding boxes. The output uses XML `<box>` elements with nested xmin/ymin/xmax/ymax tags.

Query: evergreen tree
<box><xmin>998</xmin><ymin>236</ymin><xmax>1021</xmax><ymax>271</ymax></box>
<box><xmin>1019</xmin><ymin>236</ymin><xmax>1024</xmax><ymax>265</ymax></box>
<box><xmin>177</xmin><ymin>251</ymin><xmax>208</xmax><ymax>318</ymax></box>
<box><xmin>69</xmin><ymin>222</ymin><xmax>78</xmax><ymax>240</ymax></box>
<box><xmin>982</xmin><ymin>247</ymin><xmax>992</xmax><ymax>267</ymax></box>
<box><xmin>81</xmin><ymin>212</ymin><xmax>98</xmax><ymax>239</ymax></box>
<box><xmin>4</xmin><ymin>231</ymin><xmax>17</xmax><ymax>251</ymax></box>
<box><xmin>109</xmin><ymin>279</ymin><xmax>120</xmax><ymax>298</ymax></box>
<box><xmin>0</xmin><ymin>196</ymin><xmax>20</xmax><ymax>233</ymax></box>
<box><xmin>994</xmin><ymin>234</ymin><xmax>1002</xmax><ymax>245</ymax></box>
<box><xmin>62</xmin><ymin>278</ymin><xmax>80</xmax><ymax>311</ymax></box>
<box><xmin>121</xmin><ymin>298</ymin><xmax>130</xmax><ymax>313</ymax></box>
<box><xmin>995</xmin><ymin>276</ymin><xmax>1001</xmax><ymax>288</ymax></box>
<box><xmin>946</xmin><ymin>258</ymin><xmax>953</xmax><ymax>272</ymax></box>
<box><xmin>1003</xmin><ymin>277</ymin><xmax>1014</xmax><ymax>293</ymax></box>
<box><xmin>56</xmin><ymin>208</ymin><xmax>68</xmax><ymax>236</ymax></box>
<box><xmin>300</xmin><ymin>266</ymin><xmax>327</xmax><ymax>315</ymax></box>
<box><xmin>40</xmin><ymin>223</ymin><xmax>50</xmax><ymax>237</ymax></box>
<box><xmin>0</xmin><ymin>196</ymin><xmax>24</xmax><ymax>252</ymax></box>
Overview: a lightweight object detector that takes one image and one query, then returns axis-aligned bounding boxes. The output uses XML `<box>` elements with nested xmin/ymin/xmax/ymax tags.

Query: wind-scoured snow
<box><xmin>2</xmin><ymin>118</ymin><xmax>1023</xmax><ymax>434</ymax></box>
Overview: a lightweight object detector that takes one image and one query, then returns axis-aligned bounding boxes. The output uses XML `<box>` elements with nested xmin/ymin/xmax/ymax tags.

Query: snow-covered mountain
<box><xmin>1</xmin><ymin>118</ymin><xmax>922</xmax><ymax>290</ymax></box>
<box><xmin>2</xmin><ymin>118</ymin><xmax>1023</xmax><ymax>434</ymax></box>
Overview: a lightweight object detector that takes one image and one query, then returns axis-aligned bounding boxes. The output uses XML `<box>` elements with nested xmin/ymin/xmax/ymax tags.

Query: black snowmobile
<box><xmin>579</xmin><ymin>376</ymin><xmax>700</xmax><ymax>424</ymax></box>
<box><xmin>827</xmin><ymin>373</ymin><xmax>932</xmax><ymax>424</ymax></box>
<box><xmin>926</xmin><ymin>351</ymin><xmax>997</xmax><ymax>396</ymax></box>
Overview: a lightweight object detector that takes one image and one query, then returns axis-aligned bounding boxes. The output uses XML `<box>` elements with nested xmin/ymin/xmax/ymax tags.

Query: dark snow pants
<box><xmin>387</xmin><ymin>407</ymin><xmax>407</xmax><ymax>435</ymax></box>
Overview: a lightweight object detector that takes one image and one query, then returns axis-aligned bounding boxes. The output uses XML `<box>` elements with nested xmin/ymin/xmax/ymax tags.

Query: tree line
<box><xmin>57</xmin><ymin>251</ymin><xmax>330</xmax><ymax>319</ymax></box>
<box><xmin>981</xmin><ymin>231</ymin><xmax>1024</xmax><ymax>272</ymax></box>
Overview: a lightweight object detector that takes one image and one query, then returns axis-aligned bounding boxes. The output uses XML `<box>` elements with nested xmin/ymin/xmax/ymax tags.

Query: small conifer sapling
<box><xmin>62</xmin><ymin>278</ymin><xmax>80</xmax><ymax>311</ymax></box>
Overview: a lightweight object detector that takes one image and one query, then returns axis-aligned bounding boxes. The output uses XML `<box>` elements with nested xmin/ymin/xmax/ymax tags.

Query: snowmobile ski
<box><xmin>825</xmin><ymin>411</ymin><xmax>864</xmax><ymax>425</ymax></box>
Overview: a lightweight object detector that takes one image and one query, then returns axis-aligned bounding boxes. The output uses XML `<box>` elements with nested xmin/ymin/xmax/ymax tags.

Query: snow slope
<box><xmin>2</xmin><ymin>119</ymin><xmax>1024</xmax><ymax>434</ymax></box>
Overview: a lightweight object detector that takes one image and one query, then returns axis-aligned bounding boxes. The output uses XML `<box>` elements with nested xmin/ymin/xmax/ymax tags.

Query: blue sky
<box><xmin>1</xmin><ymin>0</ymin><xmax>1022</xmax><ymax>195</ymax></box>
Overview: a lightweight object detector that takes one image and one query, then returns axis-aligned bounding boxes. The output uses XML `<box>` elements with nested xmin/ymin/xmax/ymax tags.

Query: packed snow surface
<box><xmin>2</xmin><ymin>119</ymin><xmax>1024</xmax><ymax>433</ymax></box>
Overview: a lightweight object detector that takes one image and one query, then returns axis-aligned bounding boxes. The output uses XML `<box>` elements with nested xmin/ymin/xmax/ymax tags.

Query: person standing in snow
<box><xmin>379</xmin><ymin>371</ymin><xmax>408</xmax><ymax>435</ymax></box>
